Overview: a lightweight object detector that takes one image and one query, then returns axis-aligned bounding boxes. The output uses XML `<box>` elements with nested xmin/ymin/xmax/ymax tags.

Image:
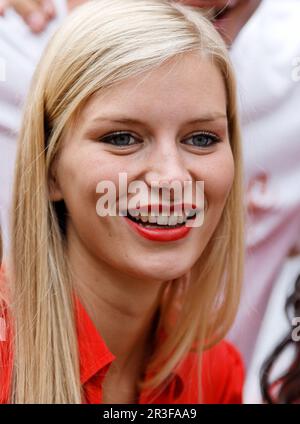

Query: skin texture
<box><xmin>50</xmin><ymin>52</ymin><xmax>234</xmax><ymax>402</ymax></box>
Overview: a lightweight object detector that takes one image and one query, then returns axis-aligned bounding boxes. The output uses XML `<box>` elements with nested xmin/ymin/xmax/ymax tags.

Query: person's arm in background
<box><xmin>0</xmin><ymin>0</ymin><xmax>86</xmax><ymax>31</ymax></box>
<box><xmin>179</xmin><ymin>0</ymin><xmax>261</xmax><ymax>45</ymax></box>
<box><xmin>0</xmin><ymin>0</ymin><xmax>56</xmax><ymax>32</ymax></box>
<box><xmin>0</xmin><ymin>0</ymin><xmax>261</xmax><ymax>40</ymax></box>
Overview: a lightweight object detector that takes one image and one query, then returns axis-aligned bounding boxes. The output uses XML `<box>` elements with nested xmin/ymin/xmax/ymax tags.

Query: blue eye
<box><xmin>100</xmin><ymin>132</ymin><xmax>140</xmax><ymax>147</ymax></box>
<box><xmin>183</xmin><ymin>132</ymin><xmax>221</xmax><ymax>147</ymax></box>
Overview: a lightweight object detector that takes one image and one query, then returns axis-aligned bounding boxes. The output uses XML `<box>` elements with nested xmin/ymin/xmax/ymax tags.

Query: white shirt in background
<box><xmin>228</xmin><ymin>0</ymin><xmax>300</xmax><ymax>371</ymax></box>
<box><xmin>0</xmin><ymin>0</ymin><xmax>68</xmax><ymax>252</ymax></box>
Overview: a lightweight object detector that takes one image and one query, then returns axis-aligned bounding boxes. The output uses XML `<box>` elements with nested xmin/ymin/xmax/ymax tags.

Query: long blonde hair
<box><xmin>6</xmin><ymin>0</ymin><xmax>244</xmax><ymax>403</ymax></box>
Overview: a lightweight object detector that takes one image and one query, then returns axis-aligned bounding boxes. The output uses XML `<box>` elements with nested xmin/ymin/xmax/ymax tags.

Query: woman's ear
<box><xmin>48</xmin><ymin>162</ymin><xmax>63</xmax><ymax>202</ymax></box>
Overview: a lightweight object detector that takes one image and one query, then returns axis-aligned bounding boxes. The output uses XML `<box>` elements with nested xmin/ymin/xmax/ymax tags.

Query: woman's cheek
<box><xmin>203</xmin><ymin>150</ymin><xmax>235</xmax><ymax>208</ymax></box>
<box><xmin>56</xmin><ymin>152</ymin><xmax>98</xmax><ymax>211</ymax></box>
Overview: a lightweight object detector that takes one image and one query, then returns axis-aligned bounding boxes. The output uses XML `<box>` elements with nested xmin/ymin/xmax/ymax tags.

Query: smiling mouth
<box><xmin>125</xmin><ymin>210</ymin><xmax>197</xmax><ymax>229</ymax></box>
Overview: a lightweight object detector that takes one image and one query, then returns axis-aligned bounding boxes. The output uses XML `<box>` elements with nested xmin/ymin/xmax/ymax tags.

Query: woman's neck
<box><xmin>67</xmin><ymin>229</ymin><xmax>167</xmax><ymax>379</ymax></box>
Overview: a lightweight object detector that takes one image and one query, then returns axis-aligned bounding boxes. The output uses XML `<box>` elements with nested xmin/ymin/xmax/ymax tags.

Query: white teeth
<box><xmin>167</xmin><ymin>215</ymin><xmax>177</xmax><ymax>226</ymax></box>
<box><xmin>128</xmin><ymin>209</ymin><xmax>139</xmax><ymax>218</ymax></box>
<box><xmin>157</xmin><ymin>215</ymin><xmax>168</xmax><ymax>225</ymax></box>
<box><xmin>128</xmin><ymin>210</ymin><xmax>192</xmax><ymax>226</ymax></box>
<box><xmin>177</xmin><ymin>215</ymin><xmax>184</xmax><ymax>224</ymax></box>
<box><xmin>186</xmin><ymin>209</ymin><xmax>197</xmax><ymax>218</ymax></box>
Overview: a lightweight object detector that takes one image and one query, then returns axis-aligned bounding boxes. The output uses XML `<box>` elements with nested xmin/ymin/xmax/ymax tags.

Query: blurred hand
<box><xmin>0</xmin><ymin>0</ymin><xmax>56</xmax><ymax>33</ymax></box>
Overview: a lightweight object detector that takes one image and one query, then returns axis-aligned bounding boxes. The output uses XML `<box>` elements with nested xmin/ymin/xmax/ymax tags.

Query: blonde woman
<box><xmin>0</xmin><ymin>0</ymin><xmax>244</xmax><ymax>404</ymax></box>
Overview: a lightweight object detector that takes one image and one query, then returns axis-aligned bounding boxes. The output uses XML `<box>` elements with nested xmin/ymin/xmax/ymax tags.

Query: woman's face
<box><xmin>52</xmin><ymin>52</ymin><xmax>234</xmax><ymax>282</ymax></box>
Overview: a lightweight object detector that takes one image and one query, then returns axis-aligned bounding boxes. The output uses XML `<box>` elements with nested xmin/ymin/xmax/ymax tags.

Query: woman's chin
<box><xmin>125</xmin><ymin>260</ymin><xmax>194</xmax><ymax>283</ymax></box>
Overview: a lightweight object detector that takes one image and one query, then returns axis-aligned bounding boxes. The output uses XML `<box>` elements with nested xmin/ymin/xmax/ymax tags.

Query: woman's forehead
<box><xmin>80</xmin><ymin>53</ymin><xmax>227</xmax><ymax>125</ymax></box>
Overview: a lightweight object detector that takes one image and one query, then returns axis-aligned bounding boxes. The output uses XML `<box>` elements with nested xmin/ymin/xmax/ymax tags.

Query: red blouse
<box><xmin>0</xmin><ymin>269</ymin><xmax>244</xmax><ymax>404</ymax></box>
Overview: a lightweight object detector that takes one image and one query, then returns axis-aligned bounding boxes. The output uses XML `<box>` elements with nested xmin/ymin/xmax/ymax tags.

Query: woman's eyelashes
<box><xmin>182</xmin><ymin>131</ymin><xmax>221</xmax><ymax>148</ymax></box>
<box><xmin>99</xmin><ymin>131</ymin><xmax>142</xmax><ymax>147</ymax></box>
<box><xmin>97</xmin><ymin>130</ymin><xmax>221</xmax><ymax>148</ymax></box>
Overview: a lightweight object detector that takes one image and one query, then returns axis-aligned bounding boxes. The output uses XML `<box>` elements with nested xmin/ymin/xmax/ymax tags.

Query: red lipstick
<box><xmin>123</xmin><ymin>203</ymin><xmax>197</xmax><ymax>242</ymax></box>
<box><xmin>124</xmin><ymin>217</ymin><xmax>192</xmax><ymax>242</ymax></box>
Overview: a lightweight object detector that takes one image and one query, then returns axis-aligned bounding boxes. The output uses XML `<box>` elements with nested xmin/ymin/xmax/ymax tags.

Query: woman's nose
<box><xmin>144</xmin><ymin>142</ymin><xmax>193</xmax><ymax>190</ymax></box>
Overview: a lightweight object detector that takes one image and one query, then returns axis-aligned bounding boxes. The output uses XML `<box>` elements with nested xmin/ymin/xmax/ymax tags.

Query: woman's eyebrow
<box><xmin>88</xmin><ymin>113</ymin><xmax>227</xmax><ymax>126</ymax></box>
<box><xmin>184</xmin><ymin>114</ymin><xmax>228</xmax><ymax>124</ymax></box>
